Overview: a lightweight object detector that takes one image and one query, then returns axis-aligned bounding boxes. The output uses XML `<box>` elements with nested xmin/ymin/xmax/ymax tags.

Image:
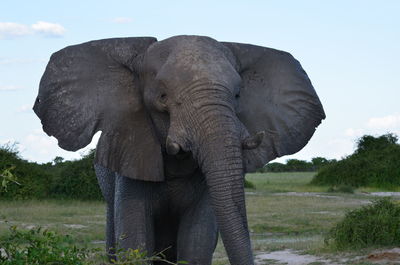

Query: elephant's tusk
<box><xmin>242</xmin><ymin>131</ymin><xmax>265</xmax><ymax>150</ymax></box>
<box><xmin>166</xmin><ymin>136</ymin><xmax>181</xmax><ymax>155</ymax></box>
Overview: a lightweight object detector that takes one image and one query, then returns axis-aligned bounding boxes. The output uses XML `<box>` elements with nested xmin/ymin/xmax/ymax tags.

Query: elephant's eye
<box><xmin>235</xmin><ymin>92</ymin><xmax>240</xmax><ymax>99</ymax></box>
<box><xmin>157</xmin><ymin>93</ymin><xmax>168</xmax><ymax>112</ymax></box>
<box><xmin>160</xmin><ymin>93</ymin><xmax>167</xmax><ymax>103</ymax></box>
<box><xmin>36</xmin><ymin>97</ymin><xmax>41</xmax><ymax>103</ymax></box>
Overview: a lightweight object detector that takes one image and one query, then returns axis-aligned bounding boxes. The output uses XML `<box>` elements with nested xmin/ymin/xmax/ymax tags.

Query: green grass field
<box><xmin>1</xmin><ymin>172</ymin><xmax>398</xmax><ymax>264</ymax></box>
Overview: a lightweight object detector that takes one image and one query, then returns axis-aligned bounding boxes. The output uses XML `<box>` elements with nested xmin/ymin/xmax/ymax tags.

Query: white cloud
<box><xmin>18</xmin><ymin>104</ymin><xmax>33</xmax><ymax>113</ymax></box>
<box><xmin>31</xmin><ymin>21</ymin><xmax>65</xmax><ymax>37</ymax></box>
<box><xmin>367</xmin><ymin>114</ymin><xmax>400</xmax><ymax>129</ymax></box>
<box><xmin>326</xmin><ymin>138</ymin><xmax>355</xmax><ymax>159</ymax></box>
<box><xmin>21</xmin><ymin>130</ymin><xmax>101</xmax><ymax>163</ymax></box>
<box><xmin>0</xmin><ymin>21</ymin><xmax>65</xmax><ymax>39</ymax></box>
<box><xmin>0</xmin><ymin>85</ymin><xmax>21</xmax><ymax>91</ymax></box>
<box><xmin>336</xmin><ymin>113</ymin><xmax>400</xmax><ymax>161</ymax></box>
<box><xmin>344</xmin><ymin>114</ymin><xmax>400</xmax><ymax>139</ymax></box>
<box><xmin>112</xmin><ymin>17</ymin><xmax>133</xmax><ymax>24</ymax></box>
<box><xmin>25</xmin><ymin>131</ymin><xmax>60</xmax><ymax>157</ymax></box>
<box><xmin>344</xmin><ymin>128</ymin><xmax>364</xmax><ymax>137</ymax></box>
<box><xmin>0</xmin><ymin>22</ymin><xmax>31</xmax><ymax>38</ymax></box>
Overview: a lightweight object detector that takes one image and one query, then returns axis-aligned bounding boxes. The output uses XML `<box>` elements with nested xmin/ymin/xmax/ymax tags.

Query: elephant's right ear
<box><xmin>34</xmin><ymin>37</ymin><xmax>164</xmax><ymax>182</ymax></box>
<box><xmin>223</xmin><ymin>42</ymin><xmax>326</xmax><ymax>172</ymax></box>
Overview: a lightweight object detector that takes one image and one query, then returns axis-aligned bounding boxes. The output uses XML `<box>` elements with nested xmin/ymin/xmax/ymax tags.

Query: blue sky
<box><xmin>1</xmin><ymin>0</ymin><xmax>399</xmax><ymax>163</ymax></box>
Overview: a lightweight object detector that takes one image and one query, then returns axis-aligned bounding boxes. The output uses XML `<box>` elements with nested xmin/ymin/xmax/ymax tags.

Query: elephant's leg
<box><xmin>153</xmin><ymin>216</ymin><xmax>178</xmax><ymax>265</ymax></box>
<box><xmin>114</xmin><ymin>174</ymin><xmax>159</xmax><ymax>255</ymax></box>
<box><xmin>176</xmin><ymin>190</ymin><xmax>218</xmax><ymax>265</ymax></box>
<box><xmin>94</xmin><ymin>164</ymin><xmax>116</xmax><ymax>260</ymax></box>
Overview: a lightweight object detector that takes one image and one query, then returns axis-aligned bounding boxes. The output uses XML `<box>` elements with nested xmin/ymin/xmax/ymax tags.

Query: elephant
<box><xmin>33</xmin><ymin>35</ymin><xmax>325</xmax><ymax>265</ymax></box>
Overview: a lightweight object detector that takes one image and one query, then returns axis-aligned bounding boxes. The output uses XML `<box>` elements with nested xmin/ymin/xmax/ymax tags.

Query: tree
<box><xmin>311</xmin><ymin>157</ymin><xmax>331</xmax><ymax>170</ymax></box>
<box><xmin>286</xmin><ymin>159</ymin><xmax>313</xmax><ymax>171</ymax></box>
<box><xmin>53</xmin><ymin>156</ymin><xmax>64</xmax><ymax>165</ymax></box>
<box><xmin>263</xmin><ymin>162</ymin><xmax>287</xmax><ymax>172</ymax></box>
<box><xmin>356</xmin><ymin>133</ymin><xmax>398</xmax><ymax>153</ymax></box>
<box><xmin>312</xmin><ymin>133</ymin><xmax>400</xmax><ymax>187</ymax></box>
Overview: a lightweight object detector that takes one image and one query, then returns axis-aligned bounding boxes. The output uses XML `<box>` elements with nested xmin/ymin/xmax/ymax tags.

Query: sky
<box><xmin>1</xmin><ymin>0</ymin><xmax>399</xmax><ymax>164</ymax></box>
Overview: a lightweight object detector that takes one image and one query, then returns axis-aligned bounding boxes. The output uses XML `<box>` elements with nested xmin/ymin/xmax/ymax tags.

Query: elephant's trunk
<box><xmin>167</xmin><ymin>84</ymin><xmax>254</xmax><ymax>264</ymax></box>
<box><xmin>201</xmin><ymin>138</ymin><xmax>253</xmax><ymax>264</ymax></box>
<box><xmin>189</xmin><ymin>95</ymin><xmax>254</xmax><ymax>265</ymax></box>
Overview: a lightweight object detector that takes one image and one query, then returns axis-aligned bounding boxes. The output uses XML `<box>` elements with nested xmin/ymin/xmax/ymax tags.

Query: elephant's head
<box><xmin>33</xmin><ymin>35</ymin><xmax>325</xmax><ymax>264</ymax></box>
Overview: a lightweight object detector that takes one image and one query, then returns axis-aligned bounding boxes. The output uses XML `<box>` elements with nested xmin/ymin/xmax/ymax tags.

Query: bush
<box><xmin>0</xmin><ymin>144</ymin><xmax>52</xmax><ymax>199</ymax></box>
<box><xmin>50</xmin><ymin>150</ymin><xmax>102</xmax><ymax>200</ymax></box>
<box><xmin>325</xmin><ymin>198</ymin><xmax>400</xmax><ymax>250</ymax></box>
<box><xmin>0</xmin><ymin>145</ymin><xmax>102</xmax><ymax>200</ymax></box>
<box><xmin>0</xmin><ymin>224</ymin><xmax>89</xmax><ymax>264</ymax></box>
<box><xmin>111</xmin><ymin>248</ymin><xmax>188</xmax><ymax>265</ymax></box>
<box><xmin>0</xmin><ymin>223</ymin><xmax>186</xmax><ymax>264</ymax></box>
<box><xmin>312</xmin><ymin>133</ymin><xmax>400</xmax><ymax>188</ymax></box>
<box><xmin>356</xmin><ymin>134</ymin><xmax>398</xmax><ymax>154</ymax></box>
<box><xmin>244</xmin><ymin>178</ymin><xmax>255</xmax><ymax>189</ymax></box>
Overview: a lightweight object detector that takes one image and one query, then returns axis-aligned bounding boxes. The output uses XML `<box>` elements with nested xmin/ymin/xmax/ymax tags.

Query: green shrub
<box><xmin>0</xmin><ymin>224</ymin><xmax>89</xmax><ymax>264</ymax></box>
<box><xmin>312</xmin><ymin>133</ymin><xmax>400</xmax><ymax>188</ymax></box>
<box><xmin>0</xmin><ymin>144</ymin><xmax>52</xmax><ymax>199</ymax></box>
<box><xmin>325</xmin><ymin>198</ymin><xmax>400</xmax><ymax>250</ymax></box>
<box><xmin>111</xmin><ymin>247</ymin><xmax>187</xmax><ymax>265</ymax></box>
<box><xmin>244</xmin><ymin>178</ymin><xmax>255</xmax><ymax>189</ymax></box>
<box><xmin>356</xmin><ymin>134</ymin><xmax>398</xmax><ymax>154</ymax></box>
<box><xmin>1</xmin><ymin>166</ymin><xmax>20</xmax><ymax>192</ymax></box>
<box><xmin>50</xmin><ymin>150</ymin><xmax>102</xmax><ymax>200</ymax></box>
<box><xmin>0</xmin><ymin>145</ymin><xmax>102</xmax><ymax>200</ymax></box>
<box><xmin>0</xmin><ymin>222</ymin><xmax>186</xmax><ymax>265</ymax></box>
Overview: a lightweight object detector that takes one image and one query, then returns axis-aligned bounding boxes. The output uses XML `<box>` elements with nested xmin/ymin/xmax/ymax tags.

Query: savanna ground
<box><xmin>1</xmin><ymin>172</ymin><xmax>400</xmax><ymax>265</ymax></box>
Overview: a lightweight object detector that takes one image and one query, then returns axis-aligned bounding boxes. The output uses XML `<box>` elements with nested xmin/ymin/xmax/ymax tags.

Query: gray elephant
<box><xmin>33</xmin><ymin>35</ymin><xmax>325</xmax><ymax>265</ymax></box>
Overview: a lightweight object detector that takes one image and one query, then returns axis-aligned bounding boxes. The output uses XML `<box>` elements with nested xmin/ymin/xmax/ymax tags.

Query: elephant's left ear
<box><xmin>34</xmin><ymin>37</ymin><xmax>164</xmax><ymax>181</ymax></box>
<box><xmin>223</xmin><ymin>42</ymin><xmax>326</xmax><ymax>172</ymax></box>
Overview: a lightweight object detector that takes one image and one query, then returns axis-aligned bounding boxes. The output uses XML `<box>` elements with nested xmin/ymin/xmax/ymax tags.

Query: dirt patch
<box><xmin>23</xmin><ymin>224</ymin><xmax>36</xmax><ymax>230</ymax></box>
<box><xmin>255</xmin><ymin>249</ymin><xmax>334</xmax><ymax>265</ymax></box>
<box><xmin>63</xmin><ymin>224</ymin><xmax>87</xmax><ymax>229</ymax></box>
<box><xmin>273</xmin><ymin>192</ymin><xmax>340</xmax><ymax>199</ymax></box>
<box><xmin>366</xmin><ymin>248</ymin><xmax>400</xmax><ymax>264</ymax></box>
<box><xmin>310</xmin><ymin>211</ymin><xmax>339</xmax><ymax>215</ymax></box>
<box><xmin>91</xmin><ymin>240</ymin><xmax>105</xmax><ymax>244</ymax></box>
<box><xmin>369</xmin><ymin>192</ymin><xmax>400</xmax><ymax>197</ymax></box>
<box><xmin>87</xmin><ymin>221</ymin><xmax>105</xmax><ymax>225</ymax></box>
<box><xmin>254</xmin><ymin>236</ymin><xmax>317</xmax><ymax>244</ymax></box>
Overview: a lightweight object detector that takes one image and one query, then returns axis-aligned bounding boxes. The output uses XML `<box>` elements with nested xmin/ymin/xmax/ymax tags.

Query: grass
<box><xmin>246</xmin><ymin>172</ymin><xmax>329</xmax><ymax>193</ymax></box>
<box><xmin>1</xmin><ymin>172</ymin><xmax>399</xmax><ymax>264</ymax></box>
<box><xmin>0</xmin><ymin>200</ymin><xmax>106</xmax><ymax>245</ymax></box>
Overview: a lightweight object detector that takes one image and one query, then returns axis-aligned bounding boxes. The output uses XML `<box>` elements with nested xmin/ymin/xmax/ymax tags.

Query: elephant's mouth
<box><xmin>175</xmin><ymin>149</ymin><xmax>192</xmax><ymax>160</ymax></box>
<box><xmin>164</xmin><ymin>149</ymin><xmax>198</xmax><ymax>178</ymax></box>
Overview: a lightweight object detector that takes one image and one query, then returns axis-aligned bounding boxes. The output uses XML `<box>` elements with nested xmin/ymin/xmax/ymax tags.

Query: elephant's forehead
<box><xmin>143</xmin><ymin>36</ymin><xmax>241</xmax><ymax>93</ymax></box>
<box><xmin>145</xmin><ymin>36</ymin><xmax>228</xmax><ymax>67</ymax></box>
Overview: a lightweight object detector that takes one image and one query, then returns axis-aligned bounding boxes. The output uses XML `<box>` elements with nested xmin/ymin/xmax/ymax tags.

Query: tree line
<box><xmin>259</xmin><ymin>157</ymin><xmax>337</xmax><ymax>173</ymax></box>
<box><xmin>0</xmin><ymin>142</ymin><xmax>332</xmax><ymax>200</ymax></box>
<box><xmin>1</xmin><ymin>133</ymin><xmax>399</xmax><ymax>199</ymax></box>
<box><xmin>0</xmin><ymin>145</ymin><xmax>101</xmax><ymax>200</ymax></box>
